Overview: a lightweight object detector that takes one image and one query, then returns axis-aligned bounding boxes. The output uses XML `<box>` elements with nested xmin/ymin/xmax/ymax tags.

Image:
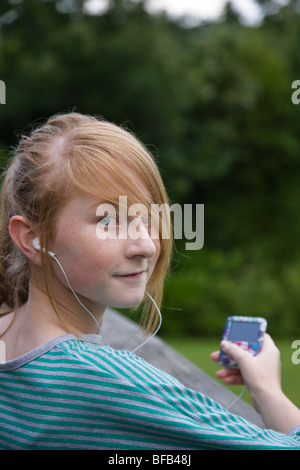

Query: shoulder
<box><xmin>54</xmin><ymin>337</ymin><xmax>182</xmax><ymax>388</ymax></box>
<box><xmin>52</xmin><ymin>338</ymin><xmax>225</xmax><ymax>418</ymax></box>
<box><xmin>47</xmin><ymin>337</ymin><xmax>208</xmax><ymax>415</ymax></box>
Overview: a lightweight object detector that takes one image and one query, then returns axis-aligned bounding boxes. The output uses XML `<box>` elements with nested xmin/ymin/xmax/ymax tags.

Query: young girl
<box><xmin>0</xmin><ymin>111</ymin><xmax>299</xmax><ymax>450</ymax></box>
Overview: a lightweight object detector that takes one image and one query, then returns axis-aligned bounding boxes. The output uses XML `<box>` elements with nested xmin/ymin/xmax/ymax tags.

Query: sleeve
<box><xmin>106</xmin><ymin>351</ymin><xmax>300</xmax><ymax>450</ymax></box>
<box><xmin>126</xmin><ymin>383</ymin><xmax>300</xmax><ymax>450</ymax></box>
<box><xmin>288</xmin><ymin>425</ymin><xmax>300</xmax><ymax>439</ymax></box>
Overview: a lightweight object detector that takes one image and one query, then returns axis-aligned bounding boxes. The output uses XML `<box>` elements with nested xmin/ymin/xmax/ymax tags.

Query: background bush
<box><xmin>162</xmin><ymin>245</ymin><xmax>300</xmax><ymax>338</ymax></box>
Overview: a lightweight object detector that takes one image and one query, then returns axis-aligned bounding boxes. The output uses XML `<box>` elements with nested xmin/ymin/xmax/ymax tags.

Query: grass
<box><xmin>164</xmin><ymin>337</ymin><xmax>300</xmax><ymax>409</ymax></box>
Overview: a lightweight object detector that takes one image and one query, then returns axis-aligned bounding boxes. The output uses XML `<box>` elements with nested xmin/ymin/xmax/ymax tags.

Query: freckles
<box><xmin>78</xmin><ymin>239</ymin><xmax>119</xmax><ymax>274</ymax></box>
<box><xmin>55</xmin><ymin>222</ymin><xmax>81</xmax><ymax>254</ymax></box>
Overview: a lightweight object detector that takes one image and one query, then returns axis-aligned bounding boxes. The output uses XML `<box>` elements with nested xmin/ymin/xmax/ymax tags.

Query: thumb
<box><xmin>221</xmin><ymin>340</ymin><xmax>253</xmax><ymax>367</ymax></box>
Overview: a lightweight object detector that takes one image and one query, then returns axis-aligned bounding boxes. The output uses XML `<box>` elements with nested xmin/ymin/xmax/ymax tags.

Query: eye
<box><xmin>98</xmin><ymin>215</ymin><xmax>117</xmax><ymax>227</ymax></box>
<box><xmin>141</xmin><ymin>217</ymin><xmax>150</xmax><ymax>226</ymax></box>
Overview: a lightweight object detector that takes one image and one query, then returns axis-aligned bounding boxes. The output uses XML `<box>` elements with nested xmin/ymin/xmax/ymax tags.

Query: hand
<box><xmin>210</xmin><ymin>349</ymin><xmax>246</xmax><ymax>386</ymax></box>
<box><xmin>211</xmin><ymin>334</ymin><xmax>282</xmax><ymax>402</ymax></box>
<box><xmin>212</xmin><ymin>334</ymin><xmax>300</xmax><ymax>432</ymax></box>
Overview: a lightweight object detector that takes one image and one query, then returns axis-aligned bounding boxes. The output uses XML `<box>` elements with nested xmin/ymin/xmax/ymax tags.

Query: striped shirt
<box><xmin>0</xmin><ymin>334</ymin><xmax>299</xmax><ymax>450</ymax></box>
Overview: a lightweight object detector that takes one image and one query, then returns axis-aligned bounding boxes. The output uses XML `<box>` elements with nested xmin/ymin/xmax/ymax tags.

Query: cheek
<box><xmin>68</xmin><ymin>243</ymin><xmax>113</xmax><ymax>279</ymax></box>
<box><xmin>54</xmin><ymin>229</ymin><xmax>114</xmax><ymax>287</ymax></box>
<box><xmin>54</xmin><ymin>249</ymin><xmax>111</xmax><ymax>300</ymax></box>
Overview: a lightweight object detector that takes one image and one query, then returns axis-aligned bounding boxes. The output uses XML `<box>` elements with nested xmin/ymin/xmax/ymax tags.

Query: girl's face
<box><xmin>49</xmin><ymin>191</ymin><xmax>160</xmax><ymax>313</ymax></box>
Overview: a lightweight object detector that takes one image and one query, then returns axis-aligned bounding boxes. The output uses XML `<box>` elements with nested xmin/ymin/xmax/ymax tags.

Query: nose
<box><xmin>124</xmin><ymin>219</ymin><xmax>159</xmax><ymax>259</ymax></box>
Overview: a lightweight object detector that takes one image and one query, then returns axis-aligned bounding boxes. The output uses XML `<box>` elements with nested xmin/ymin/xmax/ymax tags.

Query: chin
<box><xmin>110</xmin><ymin>292</ymin><xmax>146</xmax><ymax>309</ymax></box>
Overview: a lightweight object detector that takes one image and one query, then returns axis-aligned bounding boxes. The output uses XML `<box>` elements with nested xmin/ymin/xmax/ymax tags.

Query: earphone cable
<box><xmin>226</xmin><ymin>385</ymin><xmax>247</xmax><ymax>412</ymax></box>
<box><xmin>131</xmin><ymin>292</ymin><xmax>162</xmax><ymax>353</ymax></box>
<box><xmin>52</xmin><ymin>255</ymin><xmax>162</xmax><ymax>353</ymax></box>
<box><xmin>52</xmin><ymin>254</ymin><xmax>110</xmax><ymax>347</ymax></box>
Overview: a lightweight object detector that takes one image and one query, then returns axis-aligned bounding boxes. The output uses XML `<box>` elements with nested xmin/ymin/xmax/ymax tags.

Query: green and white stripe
<box><xmin>0</xmin><ymin>335</ymin><xmax>299</xmax><ymax>450</ymax></box>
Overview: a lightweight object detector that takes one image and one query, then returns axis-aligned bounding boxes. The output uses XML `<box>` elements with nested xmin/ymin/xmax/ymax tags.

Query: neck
<box><xmin>1</xmin><ymin>274</ymin><xmax>106</xmax><ymax>361</ymax></box>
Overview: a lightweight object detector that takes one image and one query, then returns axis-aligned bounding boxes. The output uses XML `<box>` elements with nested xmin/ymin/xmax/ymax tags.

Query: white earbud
<box><xmin>32</xmin><ymin>237</ymin><xmax>56</xmax><ymax>258</ymax></box>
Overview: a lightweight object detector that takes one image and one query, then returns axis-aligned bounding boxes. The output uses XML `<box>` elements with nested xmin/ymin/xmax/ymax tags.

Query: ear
<box><xmin>9</xmin><ymin>215</ymin><xmax>42</xmax><ymax>266</ymax></box>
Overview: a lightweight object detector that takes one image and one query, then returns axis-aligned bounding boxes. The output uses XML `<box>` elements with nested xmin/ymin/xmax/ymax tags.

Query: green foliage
<box><xmin>1</xmin><ymin>0</ymin><xmax>300</xmax><ymax>336</ymax></box>
<box><xmin>162</xmin><ymin>245</ymin><xmax>300</xmax><ymax>338</ymax></box>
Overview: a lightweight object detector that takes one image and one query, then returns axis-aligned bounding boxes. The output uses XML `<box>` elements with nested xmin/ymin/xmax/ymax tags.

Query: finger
<box><xmin>216</xmin><ymin>367</ymin><xmax>245</xmax><ymax>386</ymax></box>
<box><xmin>222</xmin><ymin>375</ymin><xmax>245</xmax><ymax>386</ymax></box>
<box><xmin>216</xmin><ymin>368</ymin><xmax>244</xmax><ymax>384</ymax></box>
<box><xmin>216</xmin><ymin>367</ymin><xmax>241</xmax><ymax>379</ymax></box>
<box><xmin>220</xmin><ymin>340</ymin><xmax>253</xmax><ymax>366</ymax></box>
<box><xmin>210</xmin><ymin>351</ymin><xmax>220</xmax><ymax>362</ymax></box>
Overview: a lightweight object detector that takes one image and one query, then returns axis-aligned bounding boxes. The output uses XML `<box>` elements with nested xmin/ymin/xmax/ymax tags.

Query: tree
<box><xmin>1</xmin><ymin>0</ymin><xmax>300</xmax><ymax>336</ymax></box>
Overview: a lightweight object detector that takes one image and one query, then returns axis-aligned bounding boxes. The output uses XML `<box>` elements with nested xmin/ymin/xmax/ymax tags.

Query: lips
<box><xmin>115</xmin><ymin>270</ymin><xmax>146</xmax><ymax>278</ymax></box>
